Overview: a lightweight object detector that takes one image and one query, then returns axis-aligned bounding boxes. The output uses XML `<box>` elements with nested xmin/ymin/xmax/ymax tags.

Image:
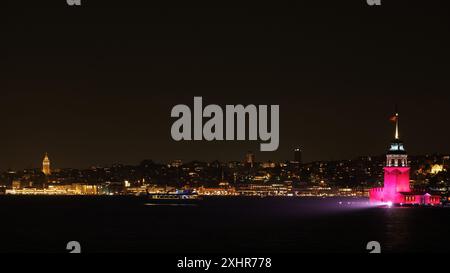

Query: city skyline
<box><xmin>2</xmin><ymin>105</ymin><xmax>447</xmax><ymax>200</ymax></box>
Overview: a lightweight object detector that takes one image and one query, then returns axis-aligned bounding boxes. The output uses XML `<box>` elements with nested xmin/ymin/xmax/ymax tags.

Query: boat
<box><xmin>146</xmin><ymin>190</ymin><xmax>202</xmax><ymax>205</ymax></box>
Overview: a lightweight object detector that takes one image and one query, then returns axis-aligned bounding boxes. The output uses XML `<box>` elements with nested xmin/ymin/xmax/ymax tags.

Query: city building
<box><xmin>431</xmin><ymin>164</ymin><xmax>445</xmax><ymax>175</ymax></box>
<box><xmin>170</xmin><ymin>160</ymin><xmax>183</xmax><ymax>168</ymax></box>
<box><xmin>369</xmin><ymin>112</ymin><xmax>441</xmax><ymax>205</ymax></box>
<box><xmin>7</xmin><ymin>184</ymin><xmax>98</xmax><ymax>195</ymax></box>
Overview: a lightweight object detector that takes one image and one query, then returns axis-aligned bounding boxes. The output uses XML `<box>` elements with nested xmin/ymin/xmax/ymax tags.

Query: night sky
<box><xmin>3</xmin><ymin>0</ymin><xmax>450</xmax><ymax>169</ymax></box>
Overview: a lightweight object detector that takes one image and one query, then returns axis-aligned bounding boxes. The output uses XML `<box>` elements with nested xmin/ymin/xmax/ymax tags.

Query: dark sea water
<box><xmin>0</xmin><ymin>196</ymin><xmax>449</xmax><ymax>253</ymax></box>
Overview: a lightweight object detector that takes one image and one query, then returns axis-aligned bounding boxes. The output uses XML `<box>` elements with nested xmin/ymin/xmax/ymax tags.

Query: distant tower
<box><xmin>42</xmin><ymin>153</ymin><xmax>51</xmax><ymax>176</ymax></box>
<box><xmin>294</xmin><ymin>148</ymin><xmax>303</xmax><ymax>164</ymax></box>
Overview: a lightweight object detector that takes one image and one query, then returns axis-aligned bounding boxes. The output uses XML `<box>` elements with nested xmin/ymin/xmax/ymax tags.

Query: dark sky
<box><xmin>3</xmin><ymin>0</ymin><xmax>450</xmax><ymax>169</ymax></box>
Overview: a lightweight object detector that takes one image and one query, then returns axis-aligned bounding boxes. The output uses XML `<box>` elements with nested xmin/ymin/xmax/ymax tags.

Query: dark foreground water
<box><xmin>0</xmin><ymin>196</ymin><xmax>449</xmax><ymax>253</ymax></box>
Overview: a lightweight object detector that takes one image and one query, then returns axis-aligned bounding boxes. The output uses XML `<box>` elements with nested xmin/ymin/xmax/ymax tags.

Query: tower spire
<box><xmin>395</xmin><ymin>112</ymin><xmax>399</xmax><ymax>140</ymax></box>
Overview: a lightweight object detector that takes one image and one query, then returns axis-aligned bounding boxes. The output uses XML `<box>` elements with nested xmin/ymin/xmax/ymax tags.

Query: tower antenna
<box><xmin>394</xmin><ymin>104</ymin><xmax>399</xmax><ymax>140</ymax></box>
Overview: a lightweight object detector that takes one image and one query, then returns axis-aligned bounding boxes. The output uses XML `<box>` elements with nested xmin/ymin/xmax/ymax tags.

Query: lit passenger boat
<box><xmin>147</xmin><ymin>190</ymin><xmax>202</xmax><ymax>204</ymax></box>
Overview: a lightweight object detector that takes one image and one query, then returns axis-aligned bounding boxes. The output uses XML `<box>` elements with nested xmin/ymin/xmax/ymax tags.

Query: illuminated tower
<box><xmin>42</xmin><ymin>153</ymin><xmax>51</xmax><ymax>176</ymax></box>
<box><xmin>369</xmin><ymin>111</ymin><xmax>441</xmax><ymax>205</ymax></box>
<box><xmin>383</xmin><ymin>112</ymin><xmax>411</xmax><ymax>203</ymax></box>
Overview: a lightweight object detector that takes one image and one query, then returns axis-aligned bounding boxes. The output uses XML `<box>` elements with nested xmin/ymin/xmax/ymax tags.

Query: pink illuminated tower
<box><xmin>369</xmin><ymin>111</ymin><xmax>441</xmax><ymax>205</ymax></box>
<box><xmin>381</xmin><ymin>112</ymin><xmax>410</xmax><ymax>203</ymax></box>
